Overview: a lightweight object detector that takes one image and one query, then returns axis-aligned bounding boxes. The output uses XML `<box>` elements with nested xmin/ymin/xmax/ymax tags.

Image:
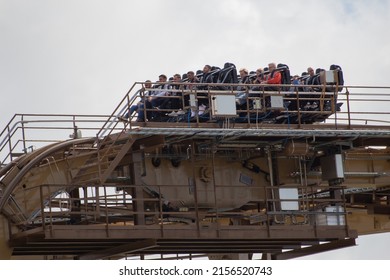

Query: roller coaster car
<box><xmin>127</xmin><ymin>63</ymin><xmax>344</xmax><ymax>125</ymax></box>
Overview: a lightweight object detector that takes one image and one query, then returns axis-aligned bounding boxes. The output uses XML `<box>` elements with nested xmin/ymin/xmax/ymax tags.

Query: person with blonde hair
<box><xmin>236</xmin><ymin>67</ymin><xmax>251</xmax><ymax>108</ymax></box>
<box><xmin>253</xmin><ymin>68</ymin><xmax>265</xmax><ymax>84</ymax></box>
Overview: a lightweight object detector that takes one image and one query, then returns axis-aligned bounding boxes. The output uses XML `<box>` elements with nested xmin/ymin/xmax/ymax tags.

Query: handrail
<box><xmin>3</xmin><ymin>84</ymin><xmax>390</xmax><ymax>168</ymax></box>
<box><xmin>95</xmin><ymin>83</ymin><xmax>139</xmax><ymax>141</ymax></box>
<box><xmin>104</xmin><ymin>81</ymin><xmax>390</xmax><ymax>130</ymax></box>
<box><xmin>12</xmin><ymin>182</ymin><xmax>348</xmax><ymax>229</ymax></box>
<box><xmin>0</xmin><ymin>114</ymin><xmax>119</xmax><ymax>166</ymax></box>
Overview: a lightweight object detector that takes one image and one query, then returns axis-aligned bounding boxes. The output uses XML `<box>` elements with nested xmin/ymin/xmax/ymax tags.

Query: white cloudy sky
<box><xmin>1</xmin><ymin>0</ymin><xmax>390</xmax><ymax>259</ymax></box>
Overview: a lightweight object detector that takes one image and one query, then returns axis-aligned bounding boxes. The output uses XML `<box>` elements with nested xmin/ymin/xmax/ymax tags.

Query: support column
<box><xmin>0</xmin><ymin>215</ymin><xmax>12</xmax><ymax>260</ymax></box>
<box><xmin>130</xmin><ymin>152</ymin><xmax>145</xmax><ymax>225</ymax></box>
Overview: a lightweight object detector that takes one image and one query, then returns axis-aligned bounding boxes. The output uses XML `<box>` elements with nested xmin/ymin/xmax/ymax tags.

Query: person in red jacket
<box><xmin>260</xmin><ymin>62</ymin><xmax>282</xmax><ymax>108</ymax></box>
<box><xmin>262</xmin><ymin>62</ymin><xmax>281</xmax><ymax>91</ymax></box>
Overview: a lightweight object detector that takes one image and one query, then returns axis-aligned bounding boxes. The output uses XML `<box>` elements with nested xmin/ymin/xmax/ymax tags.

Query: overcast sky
<box><xmin>1</xmin><ymin>0</ymin><xmax>390</xmax><ymax>260</ymax></box>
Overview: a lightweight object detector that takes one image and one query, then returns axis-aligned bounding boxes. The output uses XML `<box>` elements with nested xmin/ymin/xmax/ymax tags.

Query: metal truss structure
<box><xmin>1</xmin><ymin>81</ymin><xmax>390</xmax><ymax>260</ymax></box>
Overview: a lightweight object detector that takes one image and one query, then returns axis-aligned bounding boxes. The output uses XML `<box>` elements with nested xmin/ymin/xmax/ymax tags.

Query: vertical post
<box><xmin>40</xmin><ymin>185</ymin><xmax>46</xmax><ymax>231</ymax></box>
<box><xmin>0</xmin><ymin>216</ymin><xmax>13</xmax><ymax>260</ymax></box>
<box><xmin>301</xmin><ymin>158</ymin><xmax>310</xmax><ymax>224</ymax></box>
<box><xmin>95</xmin><ymin>186</ymin><xmax>100</xmax><ymax>221</ymax></box>
<box><xmin>126</xmin><ymin>88</ymin><xmax>131</xmax><ymax>120</ymax></box>
<box><xmin>96</xmin><ymin>137</ymin><xmax>103</xmax><ymax>185</ymax></box>
<box><xmin>207</xmin><ymin>87</ymin><xmax>211</xmax><ymax>122</ymax></box>
<box><xmin>158</xmin><ymin>186</ymin><xmax>164</xmax><ymax>238</ymax></box>
<box><xmin>263</xmin><ymin>171</ymin><xmax>271</xmax><ymax>238</ymax></box>
<box><xmin>103</xmin><ymin>185</ymin><xmax>109</xmax><ymax>237</ymax></box>
<box><xmin>331</xmin><ymin>87</ymin><xmax>338</xmax><ymax>130</ymax></box>
<box><xmin>266</xmin><ymin>148</ymin><xmax>276</xmax><ymax>230</ymax></box>
<box><xmin>211</xmin><ymin>145</ymin><xmax>219</xmax><ymax>238</ymax></box>
<box><xmin>296</xmin><ymin>88</ymin><xmax>302</xmax><ymax>129</ymax></box>
<box><xmin>130</xmin><ymin>152</ymin><xmax>145</xmax><ymax>226</ymax></box>
<box><xmin>6</xmin><ymin>124</ymin><xmax>12</xmax><ymax>161</ymax></box>
<box><xmin>83</xmin><ymin>187</ymin><xmax>89</xmax><ymax>221</ymax></box>
<box><xmin>48</xmin><ymin>185</ymin><xmax>53</xmax><ymax>231</ymax></box>
<box><xmin>140</xmin><ymin>87</ymin><xmax>147</xmax><ymax>124</ymax></box>
<box><xmin>190</xmin><ymin>142</ymin><xmax>200</xmax><ymax>237</ymax></box>
<box><xmin>341</xmin><ymin>185</ymin><xmax>349</xmax><ymax>237</ymax></box>
<box><xmin>20</xmin><ymin>115</ymin><xmax>27</xmax><ymax>155</ymax></box>
<box><xmin>310</xmin><ymin>180</ymin><xmax>318</xmax><ymax>238</ymax></box>
<box><xmin>346</xmin><ymin>88</ymin><xmax>351</xmax><ymax>129</ymax></box>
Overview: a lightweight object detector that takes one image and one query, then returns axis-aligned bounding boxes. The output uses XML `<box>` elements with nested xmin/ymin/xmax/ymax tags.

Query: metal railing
<box><xmin>100</xmin><ymin>81</ymin><xmax>390</xmax><ymax>134</ymax></box>
<box><xmin>0</xmin><ymin>114</ymin><xmax>121</xmax><ymax>166</ymax></box>
<box><xmin>3</xmin><ymin>84</ymin><xmax>390</xmax><ymax>166</ymax></box>
<box><xmin>25</xmin><ymin>183</ymin><xmax>348</xmax><ymax>232</ymax></box>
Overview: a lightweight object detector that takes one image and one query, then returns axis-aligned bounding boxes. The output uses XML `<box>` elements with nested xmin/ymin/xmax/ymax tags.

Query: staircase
<box><xmin>67</xmin><ymin>82</ymin><xmax>142</xmax><ymax>185</ymax></box>
<box><xmin>71</xmin><ymin>133</ymin><xmax>136</xmax><ymax>185</ymax></box>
